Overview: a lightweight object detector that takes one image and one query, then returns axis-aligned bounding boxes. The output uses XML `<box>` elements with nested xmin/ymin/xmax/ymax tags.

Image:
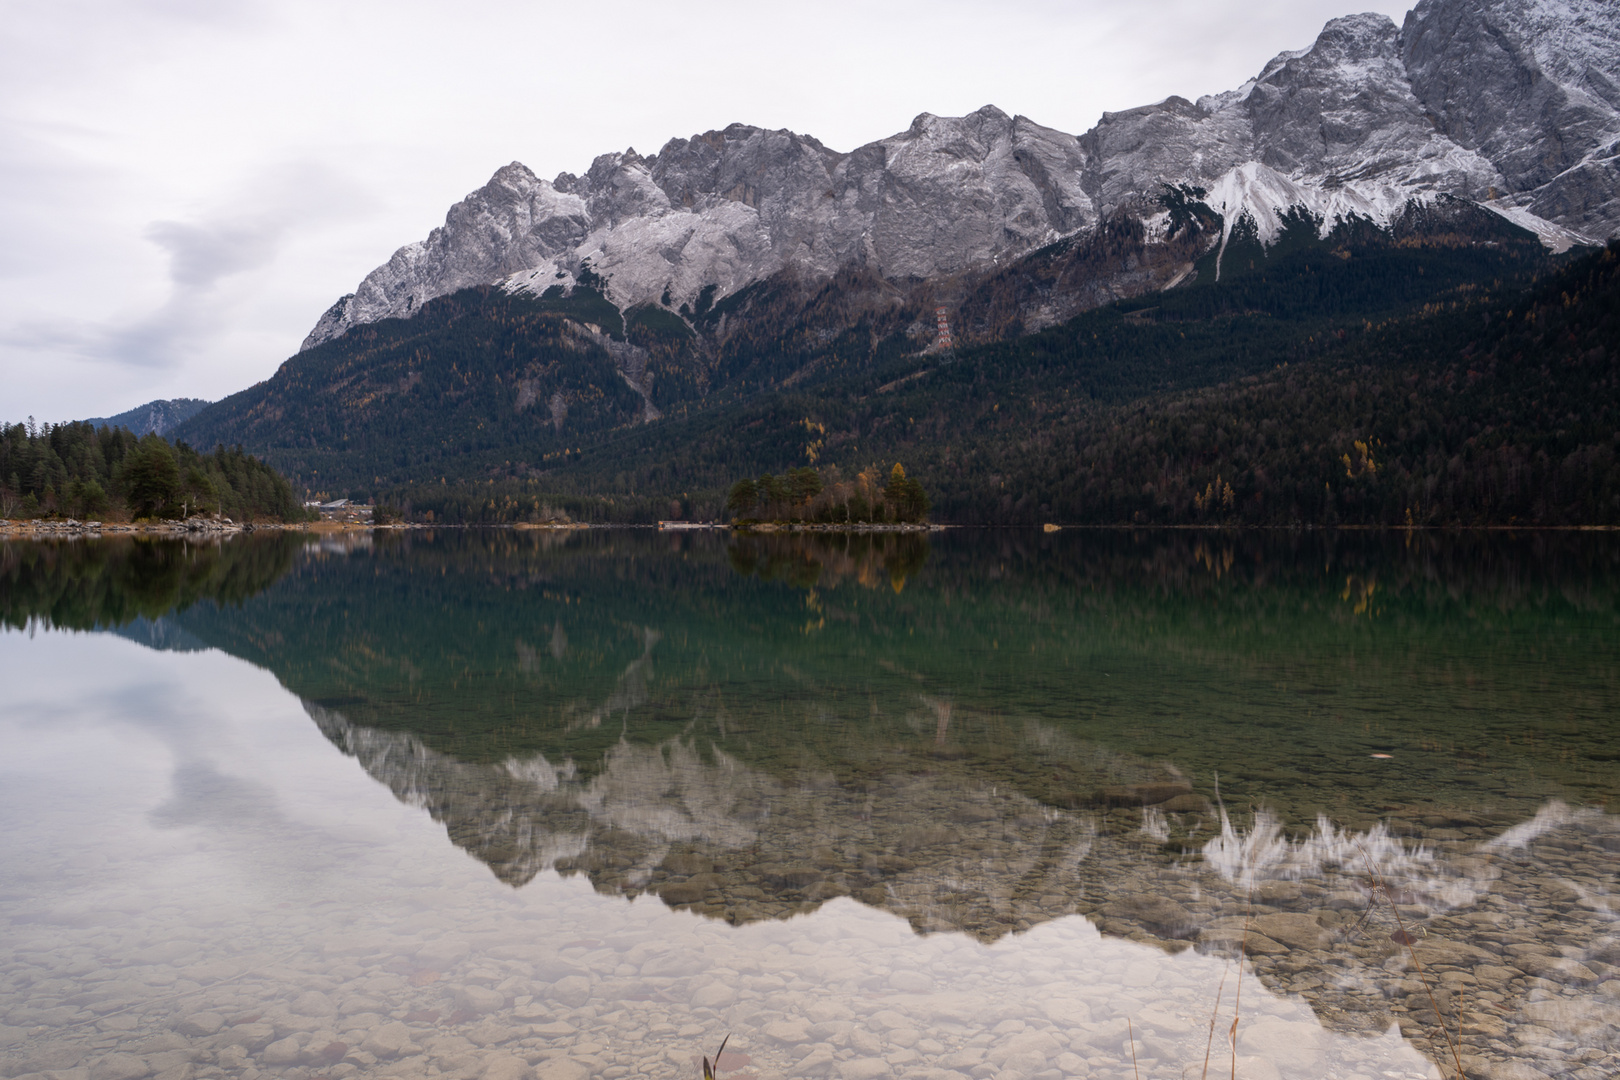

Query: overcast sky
<box><xmin>1</xmin><ymin>0</ymin><xmax>1413</xmax><ymax>423</ymax></box>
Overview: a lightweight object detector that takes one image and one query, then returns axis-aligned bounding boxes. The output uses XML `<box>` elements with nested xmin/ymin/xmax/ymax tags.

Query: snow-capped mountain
<box><xmin>302</xmin><ymin>0</ymin><xmax>1618</xmax><ymax>351</ymax></box>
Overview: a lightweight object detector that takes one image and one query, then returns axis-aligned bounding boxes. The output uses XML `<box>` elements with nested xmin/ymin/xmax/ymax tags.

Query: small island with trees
<box><xmin>726</xmin><ymin>463</ymin><xmax>931</xmax><ymax>529</ymax></box>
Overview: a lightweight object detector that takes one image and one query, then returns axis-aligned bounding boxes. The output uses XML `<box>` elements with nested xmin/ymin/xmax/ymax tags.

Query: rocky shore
<box><xmin>0</xmin><ymin>521</ymin><xmax>937</xmax><ymax>538</ymax></box>
<box><xmin>0</xmin><ymin>520</ymin><xmax>410</xmax><ymax>538</ymax></box>
<box><xmin>0</xmin><ymin>518</ymin><xmax>245</xmax><ymax>537</ymax></box>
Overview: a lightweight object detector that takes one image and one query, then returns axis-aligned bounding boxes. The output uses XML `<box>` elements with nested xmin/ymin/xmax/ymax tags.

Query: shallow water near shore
<box><xmin>2</xmin><ymin>528</ymin><xmax>1618</xmax><ymax>1080</ymax></box>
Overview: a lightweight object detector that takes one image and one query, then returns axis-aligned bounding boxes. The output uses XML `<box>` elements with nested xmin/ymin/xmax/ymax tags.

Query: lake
<box><xmin>2</xmin><ymin>528</ymin><xmax>1617</xmax><ymax>1080</ymax></box>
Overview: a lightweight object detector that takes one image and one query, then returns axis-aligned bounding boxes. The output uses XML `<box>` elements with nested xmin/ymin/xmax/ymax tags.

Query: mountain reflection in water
<box><xmin>306</xmin><ymin>692</ymin><xmax>1620</xmax><ymax>1072</ymax></box>
<box><xmin>3</xmin><ymin>527</ymin><xmax>1619</xmax><ymax>1078</ymax></box>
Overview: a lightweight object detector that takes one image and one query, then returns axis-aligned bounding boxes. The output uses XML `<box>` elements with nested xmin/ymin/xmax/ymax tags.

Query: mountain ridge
<box><xmin>81</xmin><ymin>397</ymin><xmax>212</xmax><ymax>438</ymax></box>
<box><xmin>299</xmin><ymin>0</ymin><xmax>1617</xmax><ymax>353</ymax></box>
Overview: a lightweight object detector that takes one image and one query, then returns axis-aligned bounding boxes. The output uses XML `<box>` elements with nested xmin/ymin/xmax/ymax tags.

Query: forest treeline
<box><xmin>373</xmin><ymin>483</ymin><xmax>664</xmax><ymax>526</ymax></box>
<box><xmin>0</xmin><ymin>421</ymin><xmax>308</xmax><ymax>522</ymax></box>
<box><xmin>1000</xmin><ymin>240</ymin><xmax>1620</xmax><ymax>526</ymax></box>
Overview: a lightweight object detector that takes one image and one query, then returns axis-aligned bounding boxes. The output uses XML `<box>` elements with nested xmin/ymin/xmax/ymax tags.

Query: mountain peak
<box><xmin>1400</xmin><ymin>0</ymin><xmax>1620</xmax><ymax>226</ymax></box>
<box><xmin>1314</xmin><ymin>11</ymin><xmax>1400</xmax><ymax>54</ymax></box>
<box><xmin>298</xmin><ymin>0</ymin><xmax>1617</xmax><ymax>352</ymax></box>
<box><xmin>490</xmin><ymin>161</ymin><xmax>538</xmax><ymax>186</ymax></box>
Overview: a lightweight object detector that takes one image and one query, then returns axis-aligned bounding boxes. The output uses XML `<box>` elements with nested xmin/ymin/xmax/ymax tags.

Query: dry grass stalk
<box><xmin>1228</xmin><ymin>919</ymin><xmax>1245</xmax><ymax>1080</ymax></box>
<box><xmin>1127</xmin><ymin>1018</ymin><xmax>1140</xmax><ymax>1080</ymax></box>
<box><xmin>1200</xmin><ymin>963</ymin><xmax>1230</xmax><ymax>1080</ymax></box>
<box><xmin>1204</xmin><ymin>781</ymin><xmax>1251</xmax><ymax>1080</ymax></box>
<box><xmin>701</xmin><ymin>1034</ymin><xmax>730</xmax><ymax>1080</ymax></box>
<box><xmin>1222</xmin><ymin>888</ymin><xmax>1254</xmax><ymax>1080</ymax></box>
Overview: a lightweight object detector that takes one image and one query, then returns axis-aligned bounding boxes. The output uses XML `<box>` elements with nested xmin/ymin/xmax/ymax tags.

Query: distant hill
<box><xmin>84</xmin><ymin>398</ymin><xmax>211</xmax><ymax>437</ymax></box>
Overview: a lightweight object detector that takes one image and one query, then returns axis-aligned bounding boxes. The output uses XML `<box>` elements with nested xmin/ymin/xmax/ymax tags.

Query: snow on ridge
<box><xmin>1201</xmin><ymin>159</ymin><xmax>1588</xmax><ymax>274</ymax></box>
<box><xmin>498</xmin><ymin>196</ymin><xmax>779</xmax><ymax>317</ymax></box>
<box><xmin>501</xmin><ymin>260</ymin><xmax>573</xmax><ymax>297</ymax></box>
<box><xmin>1204</xmin><ymin>162</ymin><xmax>1423</xmax><ymax>277</ymax></box>
<box><xmin>1483</xmin><ymin>200</ymin><xmax>1602</xmax><ymax>253</ymax></box>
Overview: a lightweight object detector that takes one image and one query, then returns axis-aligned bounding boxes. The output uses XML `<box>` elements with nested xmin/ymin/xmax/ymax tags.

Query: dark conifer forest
<box><xmin>0</xmin><ymin>422</ymin><xmax>307</xmax><ymax>522</ymax></box>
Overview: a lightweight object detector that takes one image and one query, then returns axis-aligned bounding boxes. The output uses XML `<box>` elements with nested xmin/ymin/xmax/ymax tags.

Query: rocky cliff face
<box><xmin>303</xmin><ymin>110</ymin><xmax>1098</xmax><ymax>350</ymax></box>
<box><xmin>1402</xmin><ymin>0</ymin><xmax>1620</xmax><ymax>235</ymax></box>
<box><xmin>301</xmin><ymin>0</ymin><xmax>1618</xmax><ymax>352</ymax></box>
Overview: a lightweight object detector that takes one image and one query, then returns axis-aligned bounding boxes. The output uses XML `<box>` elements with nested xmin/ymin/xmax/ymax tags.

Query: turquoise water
<box><xmin>2</xmin><ymin>529</ymin><xmax>1617</xmax><ymax>1080</ymax></box>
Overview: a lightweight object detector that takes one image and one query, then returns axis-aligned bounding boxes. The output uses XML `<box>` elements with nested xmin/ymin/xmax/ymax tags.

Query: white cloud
<box><xmin>0</xmin><ymin>0</ymin><xmax>1412</xmax><ymax>422</ymax></box>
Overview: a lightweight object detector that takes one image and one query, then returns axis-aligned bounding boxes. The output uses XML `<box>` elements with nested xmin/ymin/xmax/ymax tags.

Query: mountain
<box><xmin>82</xmin><ymin>397</ymin><xmax>211</xmax><ymax>437</ymax></box>
<box><xmin>172</xmin><ymin>0</ymin><xmax>1620</xmax><ymax>520</ymax></box>
<box><xmin>298</xmin><ymin>0</ymin><xmax>1615</xmax><ymax>353</ymax></box>
<box><xmin>344</xmin><ymin>236</ymin><xmax>1613</xmax><ymax>528</ymax></box>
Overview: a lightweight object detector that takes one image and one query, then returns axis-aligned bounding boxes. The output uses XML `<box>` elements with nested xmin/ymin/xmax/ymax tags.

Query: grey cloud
<box><xmin>0</xmin><ymin>308</ymin><xmax>192</xmax><ymax>375</ymax></box>
<box><xmin>139</xmin><ymin>158</ymin><xmax>367</xmax><ymax>295</ymax></box>
<box><xmin>101</xmin><ymin>302</ymin><xmax>222</xmax><ymax>370</ymax></box>
<box><xmin>145</xmin><ymin>219</ymin><xmax>284</xmax><ymax>290</ymax></box>
<box><xmin>51</xmin><ymin>218</ymin><xmax>269</xmax><ymax>370</ymax></box>
<box><xmin>104</xmin><ymin>164</ymin><xmax>368</xmax><ymax>367</ymax></box>
<box><xmin>4</xmin><ymin>161</ymin><xmax>371</xmax><ymax>375</ymax></box>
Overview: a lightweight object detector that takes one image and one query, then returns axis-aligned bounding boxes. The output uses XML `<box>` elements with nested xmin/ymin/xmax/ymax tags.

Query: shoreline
<box><xmin>728</xmin><ymin>522</ymin><xmax>938</xmax><ymax>534</ymax></box>
<box><xmin>3</xmin><ymin>519</ymin><xmax>1617</xmax><ymax>539</ymax></box>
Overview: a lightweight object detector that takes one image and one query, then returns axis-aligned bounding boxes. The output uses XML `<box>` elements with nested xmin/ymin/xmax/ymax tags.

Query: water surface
<box><xmin>2</xmin><ymin>529</ymin><xmax>1617</xmax><ymax>1080</ymax></box>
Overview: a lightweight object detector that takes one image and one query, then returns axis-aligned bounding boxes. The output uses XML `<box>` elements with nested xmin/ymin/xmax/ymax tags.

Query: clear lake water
<box><xmin>2</xmin><ymin>528</ymin><xmax>1617</xmax><ymax>1080</ymax></box>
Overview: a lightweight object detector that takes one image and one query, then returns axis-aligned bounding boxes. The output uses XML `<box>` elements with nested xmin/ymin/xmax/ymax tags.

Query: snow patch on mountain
<box><xmin>1483</xmin><ymin>200</ymin><xmax>1602</xmax><ymax>253</ymax></box>
<box><xmin>1209</xmin><ymin>163</ymin><xmax>1411</xmax><ymax>240</ymax></box>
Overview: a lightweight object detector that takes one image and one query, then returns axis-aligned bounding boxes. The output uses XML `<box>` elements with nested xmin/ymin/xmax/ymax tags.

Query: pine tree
<box><xmin>119</xmin><ymin>435</ymin><xmax>182</xmax><ymax>519</ymax></box>
<box><xmin>726</xmin><ymin>478</ymin><xmax>759</xmax><ymax>518</ymax></box>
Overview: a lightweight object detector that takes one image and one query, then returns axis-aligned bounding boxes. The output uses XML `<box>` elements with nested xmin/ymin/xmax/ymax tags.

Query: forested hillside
<box><xmin>174</xmin><ymin>286</ymin><xmax>651</xmax><ymax>498</ymax></box>
<box><xmin>0</xmin><ymin>422</ymin><xmax>308</xmax><ymax>522</ymax></box>
<box><xmin>160</xmin><ymin>203</ymin><xmax>1620</xmax><ymax>526</ymax></box>
<box><xmin>384</xmin><ymin>237</ymin><xmax>1616</xmax><ymax>527</ymax></box>
<box><xmin>1005</xmin><ymin>244</ymin><xmax>1620</xmax><ymax>526</ymax></box>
